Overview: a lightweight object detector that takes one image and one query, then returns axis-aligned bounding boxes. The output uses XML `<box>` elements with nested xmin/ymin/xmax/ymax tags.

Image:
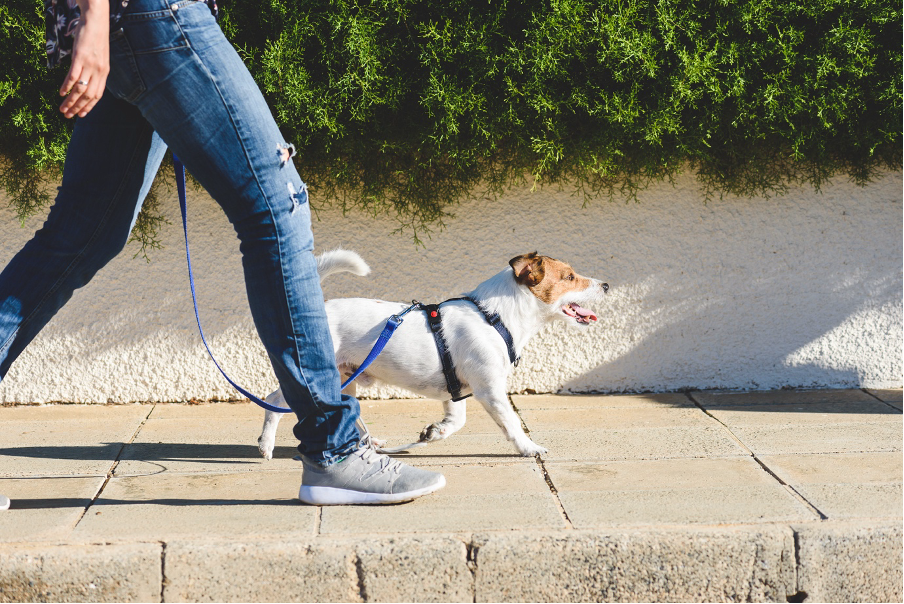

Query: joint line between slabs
<box><xmin>72</xmin><ymin>404</ymin><xmax>157</xmax><ymax>529</ymax></box>
<box><xmin>684</xmin><ymin>392</ymin><xmax>828</xmax><ymax>521</ymax></box>
<box><xmin>861</xmin><ymin>387</ymin><xmax>903</xmax><ymax>412</ymax></box>
<box><xmin>509</xmin><ymin>395</ymin><xmax>574</xmax><ymax>530</ymax></box>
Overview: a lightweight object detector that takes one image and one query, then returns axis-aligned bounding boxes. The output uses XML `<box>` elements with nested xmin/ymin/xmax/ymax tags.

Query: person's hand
<box><xmin>59</xmin><ymin>0</ymin><xmax>110</xmax><ymax>119</ymax></box>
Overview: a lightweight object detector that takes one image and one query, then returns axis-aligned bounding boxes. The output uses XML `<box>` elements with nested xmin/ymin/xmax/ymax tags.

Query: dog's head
<box><xmin>509</xmin><ymin>252</ymin><xmax>608</xmax><ymax>328</ymax></box>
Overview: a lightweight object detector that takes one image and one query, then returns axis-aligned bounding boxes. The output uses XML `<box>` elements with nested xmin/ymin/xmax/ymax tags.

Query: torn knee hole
<box><xmin>286</xmin><ymin>181</ymin><xmax>308</xmax><ymax>213</ymax></box>
<box><xmin>277</xmin><ymin>142</ymin><xmax>296</xmax><ymax>167</ymax></box>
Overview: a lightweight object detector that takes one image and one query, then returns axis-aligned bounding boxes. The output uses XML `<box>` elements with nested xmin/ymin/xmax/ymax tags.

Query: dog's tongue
<box><xmin>572</xmin><ymin>303</ymin><xmax>597</xmax><ymax>322</ymax></box>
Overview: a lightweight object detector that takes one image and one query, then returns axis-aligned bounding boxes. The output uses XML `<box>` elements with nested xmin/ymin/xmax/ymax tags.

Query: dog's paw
<box><xmin>257</xmin><ymin>436</ymin><xmax>275</xmax><ymax>461</ymax></box>
<box><xmin>516</xmin><ymin>441</ymin><xmax>548</xmax><ymax>457</ymax></box>
<box><xmin>419</xmin><ymin>422</ymin><xmax>449</xmax><ymax>443</ymax></box>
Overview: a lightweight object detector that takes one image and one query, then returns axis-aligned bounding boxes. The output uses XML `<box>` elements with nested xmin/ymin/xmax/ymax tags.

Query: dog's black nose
<box><xmin>602</xmin><ymin>282</ymin><xmax>609</xmax><ymax>293</ymax></box>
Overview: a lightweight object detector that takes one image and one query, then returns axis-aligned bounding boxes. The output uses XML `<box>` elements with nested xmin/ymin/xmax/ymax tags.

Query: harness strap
<box><xmin>463</xmin><ymin>296</ymin><xmax>520</xmax><ymax>366</ymax></box>
<box><xmin>422</xmin><ymin>303</ymin><xmax>468</xmax><ymax>401</ymax></box>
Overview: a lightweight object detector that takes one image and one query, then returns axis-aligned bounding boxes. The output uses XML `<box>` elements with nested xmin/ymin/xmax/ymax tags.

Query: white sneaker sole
<box><xmin>0</xmin><ymin>496</ymin><xmax>9</xmax><ymax>511</ymax></box>
<box><xmin>298</xmin><ymin>475</ymin><xmax>446</xmax><ymax>505</ymax></box>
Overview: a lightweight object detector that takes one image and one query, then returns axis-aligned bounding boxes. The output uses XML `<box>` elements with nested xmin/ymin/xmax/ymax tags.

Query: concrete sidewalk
<box><xmin>0</xmin><ymin>388</ymin><xmax>900</xmax><ymax>602</ymax></box>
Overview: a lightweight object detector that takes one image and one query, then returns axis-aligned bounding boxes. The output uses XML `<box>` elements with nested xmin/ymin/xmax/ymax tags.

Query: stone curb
<box><xmin>0</xmin><ymin>542</ymin><xmax>161</xmax><ymax>603</ymax></box>
<box><xmin>1</xmin><ymin>523</ymin><xmax>900</xmax><ymax>603</ymax></box>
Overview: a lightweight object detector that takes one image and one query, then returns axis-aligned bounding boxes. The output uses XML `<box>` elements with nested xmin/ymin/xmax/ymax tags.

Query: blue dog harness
<box><xmin>175</xmin><ymin>156</ymin><xmax>519</xmax><ymax>412</ymax></box>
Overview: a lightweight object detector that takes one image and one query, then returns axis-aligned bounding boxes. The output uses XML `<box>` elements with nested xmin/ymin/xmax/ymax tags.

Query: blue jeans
<box><xmin>0</xmin><ymin>0</ymin><xmax>360</xmax><ymax>464</ymax></box>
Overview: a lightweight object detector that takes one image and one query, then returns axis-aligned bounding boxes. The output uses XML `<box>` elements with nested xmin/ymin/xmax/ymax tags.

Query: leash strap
<box><xmin>173</xmin><ymin>155</ymin><xmax>403</xmax><ymax>414</ymax></box>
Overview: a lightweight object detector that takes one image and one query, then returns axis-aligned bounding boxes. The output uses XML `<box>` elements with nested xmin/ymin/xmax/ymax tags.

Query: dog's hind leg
<box><xmin>473</xmin><ymin>387</ymin><xmax>548</xmax><ymax>457</ymax></box>
<box><xmin>257</xmin><ymin>389</ymin><xmax>289</xmax><ymax>460</ymax></box>
<box><xmin>419</xmin><ymin>398</ymin><xmax>467</xmax><ymax>443</ymax></box>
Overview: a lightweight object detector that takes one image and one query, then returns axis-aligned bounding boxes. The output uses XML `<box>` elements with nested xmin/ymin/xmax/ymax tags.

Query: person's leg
<box><xmin>0</xmin><ymin>94</ymin><xmax>166</xmax><ymax>380</ymax></box>
<box><xmin>114</xmin><ymin>0</ymin><xmax>361</xmax><ymax>463</ymax></box>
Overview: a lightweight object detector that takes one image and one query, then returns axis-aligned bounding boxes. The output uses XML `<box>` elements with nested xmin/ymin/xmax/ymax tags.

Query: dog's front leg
<box><xmin>473</xmin><ymin>388</ymin><xmax>548</xmax><ymax>457</ymax></box>
<box><xmin>258</xmin><ymin>381</ymin><xmax>365</xmax><ymax>460</ymax></box>
<box><xmin>420</xmin><ymin>399</ymin><xmax>467</xmax><ymax>443</ymax></box>
<box><xmin>257</xmin><ymin>389</ymin><xmax>289</xmax><ymax>460</ymax></box>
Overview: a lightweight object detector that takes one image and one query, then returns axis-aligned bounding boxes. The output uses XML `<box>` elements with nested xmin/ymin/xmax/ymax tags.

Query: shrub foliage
<box><xmin>1</xmin><ymin>0</ymin><xmax>901</xmax><ymax>245</ymax></box>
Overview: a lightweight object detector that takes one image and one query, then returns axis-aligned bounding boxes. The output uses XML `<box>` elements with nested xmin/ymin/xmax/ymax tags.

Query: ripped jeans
<box><xmin>0</xmin><ymin>0</ymin><xmax>361</xmax><ymax>463</ymax></box>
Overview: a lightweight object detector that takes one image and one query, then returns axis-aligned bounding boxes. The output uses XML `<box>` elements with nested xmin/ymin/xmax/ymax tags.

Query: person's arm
<box><xmin>59</xmin><ymin>0</ymin><xmax>110</xmax><ymax>119</ymax></box>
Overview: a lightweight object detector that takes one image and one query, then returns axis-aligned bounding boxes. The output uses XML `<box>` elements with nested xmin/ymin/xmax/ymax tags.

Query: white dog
<box><xmin>257</xmin><ymin>250</ymin><xmax>608</xmax><ymax>458</ymax></box>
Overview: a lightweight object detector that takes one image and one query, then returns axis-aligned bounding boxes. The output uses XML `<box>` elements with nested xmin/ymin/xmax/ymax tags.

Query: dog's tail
<box><xmin>316</xmin><ymin>249</ymin><xmax>371</xmax><ymax>282</ymax></box>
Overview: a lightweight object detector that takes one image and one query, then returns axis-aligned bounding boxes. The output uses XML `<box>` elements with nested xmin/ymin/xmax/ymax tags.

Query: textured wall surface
<box><xmin>0</xmin><ymin>170</ymin><xmax>900</xmax><ymax>403</ymax></box>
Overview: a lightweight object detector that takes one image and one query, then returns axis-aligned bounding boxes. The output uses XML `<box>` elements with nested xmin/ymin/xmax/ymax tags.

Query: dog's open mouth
<box><xmin>562</xmin><ymin>303</ymin><xmax>597</xmax><ymax>324</ymax></box>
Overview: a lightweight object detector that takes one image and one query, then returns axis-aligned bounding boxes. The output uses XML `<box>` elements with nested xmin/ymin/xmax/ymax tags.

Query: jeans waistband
<box><xmin>121</xmin><ymin>0</ymin><xmax>206</xmax><ymax>18</ymax></box>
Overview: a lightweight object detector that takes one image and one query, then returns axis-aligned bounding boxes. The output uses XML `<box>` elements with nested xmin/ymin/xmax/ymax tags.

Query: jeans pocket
<box><xmin>121</xmin><ymin>2</ymin><xmax>191</xmax><ymax>55</ymax></box>
<box><xmin>106</xmin><ymin>28</ymin><xmax>147</xmax><ymax>103</ymax></box>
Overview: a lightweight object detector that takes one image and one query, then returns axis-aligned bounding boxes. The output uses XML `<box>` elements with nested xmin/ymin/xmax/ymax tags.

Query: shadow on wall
<box><xmin>557</xmin><ymin>265</ymin><xmax>901</xmax><ymax>393</ymax></box>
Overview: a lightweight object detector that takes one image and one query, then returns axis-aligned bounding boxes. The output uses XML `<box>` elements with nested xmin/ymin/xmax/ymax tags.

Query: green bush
<box><xmin>2</xmin><ymin>0</ymin><xmax>901</xmax><ymax>248</ymax></box>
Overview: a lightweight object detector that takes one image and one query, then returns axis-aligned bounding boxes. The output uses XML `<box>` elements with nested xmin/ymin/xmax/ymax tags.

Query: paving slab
<box><xmin>114</xmin><ymin>416</ymin><xmax>298</xmax><ymax>476</ymax></box>
<box><xmin>793</xmin><ymin>484</ymin><xmax>902</xmax><ymax>520</ymax></box>
<box><xmin>0</xmin><ymin>405</ymin><xmax>150</xmax><ymax>477</ymax></box>
<box><xmin>703</xmin><ymin>401</ymin><xmax>901</xmax><ymax>425</ymax></box>
<box><xmin>520</xmin><ymin>405</ymin><xmax>714</xmax><ymax>429</ymax></box>
<box><xmin>0</xmin><ymin>476</ymin><xmax>104</xmax><ymax>542</ymax></box>
<box><xmin>473</xmin><ymin>527</ymin><xmax>796</xmax><ymax>602</ymax></box>
<box><xmin>148</xmin><ymin>401</ymin><xmax>272</xmax><ymax>420</ymax></box>
<box><xmin>163</xmin><ymin>540</ymin><xmax>356</xmax><ymax>603</ymax></box>
<box><xmin>511</xmin><ymin>393</ymin><xmax>694</xmax><ymax>410</ymax></box>
<box><xmin>0</xmin><ymin>542</ymin><xmax>162</xmax><ymax>603</ymax></box>
<box><xmin>795</xmin><ymin>521</ymin><xmax>903</xmax><ymax>603</ymax></box>
<box><xmin>760</xmin><ymin>451</ymin><xmax>903</xmax><ymax>485</ymax></box>
<box><xmin>0</xmin><ymin>404</ymin><xmax>150</xmax><ymax>422</ymax></box>
<box><xmin>867</xmin><ymin>388</ymin><xmax>903</xmax><ymax>410</ymax></box>
<box><xmin>532</xmin><ymin>425</ymin><xmax>746</xmax><ymax>461</ymax></box>
<box><xmin>692</xmin><ymin>388</ymin><xmax>877</xmax><ymax>407</ymax></box>
<box><xmin>522</xmin><ymin>403</ymin><xmax>746</xmax><ymax>461</ymax></box>
<box><xmin>725</xmin><ymin>422</ymin><xmax>901</xmax><ymax>455</ymax></box>
<box><xmin>320</xmin><ymin>463</ymin><xmax>563</xmax><ymax>535</ymax></box>
<box><xmin>546</xmin><ymin>458</ymin><xmax>815</xmax><ymax>527</ymax></box>
<box><xmin>71</xmin><ymin>470</ymin><xmax>316</xmax><ymax>541</ymax></box>
<box><xmin>760</xmin><ymin>452</ymin><xmax>903</xmax><ymax>519</ymax></box>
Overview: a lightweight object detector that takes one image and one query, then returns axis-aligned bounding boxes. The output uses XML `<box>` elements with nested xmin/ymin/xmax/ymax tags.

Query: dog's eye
<box><xmin>566</xmin><ymin>274</ymin><xmax>574</xmax><ymax>281</ymax></box>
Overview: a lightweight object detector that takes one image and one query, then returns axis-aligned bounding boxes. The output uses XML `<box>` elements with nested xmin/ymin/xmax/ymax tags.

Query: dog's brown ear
<box><xmin>509</xmin><ymin>252</ymin><xmax>544</xmax><ymax>286</ymax></box>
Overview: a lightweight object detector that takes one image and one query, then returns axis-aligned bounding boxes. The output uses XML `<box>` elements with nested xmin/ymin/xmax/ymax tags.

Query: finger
<box><xmin>60</xmin><ymin>81</ymin><xmax>89</xmax><ymax>117</ymax></box>
<box><xmin>60</xmin><ymin>64</ymin><xmax>85</xmax><ymax>97</ymax></box>
<box><xmin>77</xmin><ymin>77</ymin><xmax>105</xmax><ymax>114</ymax></box>
<box><xmin>65</xmin><ymin>89</ymin><xmax>96</xmax><ymax>119</ymax></box>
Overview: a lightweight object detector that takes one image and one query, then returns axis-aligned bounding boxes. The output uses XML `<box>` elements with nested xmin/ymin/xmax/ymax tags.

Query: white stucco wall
<box><xmin>0</xmin><ymin>170</ymin><xmax>900</xmax><ymax>403</ymax></box>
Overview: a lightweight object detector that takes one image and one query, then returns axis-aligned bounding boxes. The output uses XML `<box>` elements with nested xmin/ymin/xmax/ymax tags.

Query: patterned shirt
<box><xmin>45</xmin><ymin>0</ymin><xmax>218</xmax><ymax>68</ymax></box>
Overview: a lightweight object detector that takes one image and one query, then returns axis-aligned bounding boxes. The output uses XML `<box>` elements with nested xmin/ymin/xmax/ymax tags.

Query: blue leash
<box><xmin>173</xmin><ymin>156</ymin><xmax>402</xmax><ymax>413</ymax></box>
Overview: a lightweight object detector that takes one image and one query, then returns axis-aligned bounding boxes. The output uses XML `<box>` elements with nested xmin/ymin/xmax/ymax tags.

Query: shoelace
<box><xmin>354</xmin><ymin>444</ymin><xmax>403</xmax><ymax>475</ymax></box>
<box><xmin>355</xmin><ymin>418</ymin><xmax>403</xmax><ymax>475</ymax></box>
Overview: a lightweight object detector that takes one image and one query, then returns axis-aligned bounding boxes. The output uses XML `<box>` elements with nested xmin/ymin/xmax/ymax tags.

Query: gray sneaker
<box><xmin>298</xmin><ymin>441</ymin><xmax>445</xmax><ymax>505</ymax></box>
